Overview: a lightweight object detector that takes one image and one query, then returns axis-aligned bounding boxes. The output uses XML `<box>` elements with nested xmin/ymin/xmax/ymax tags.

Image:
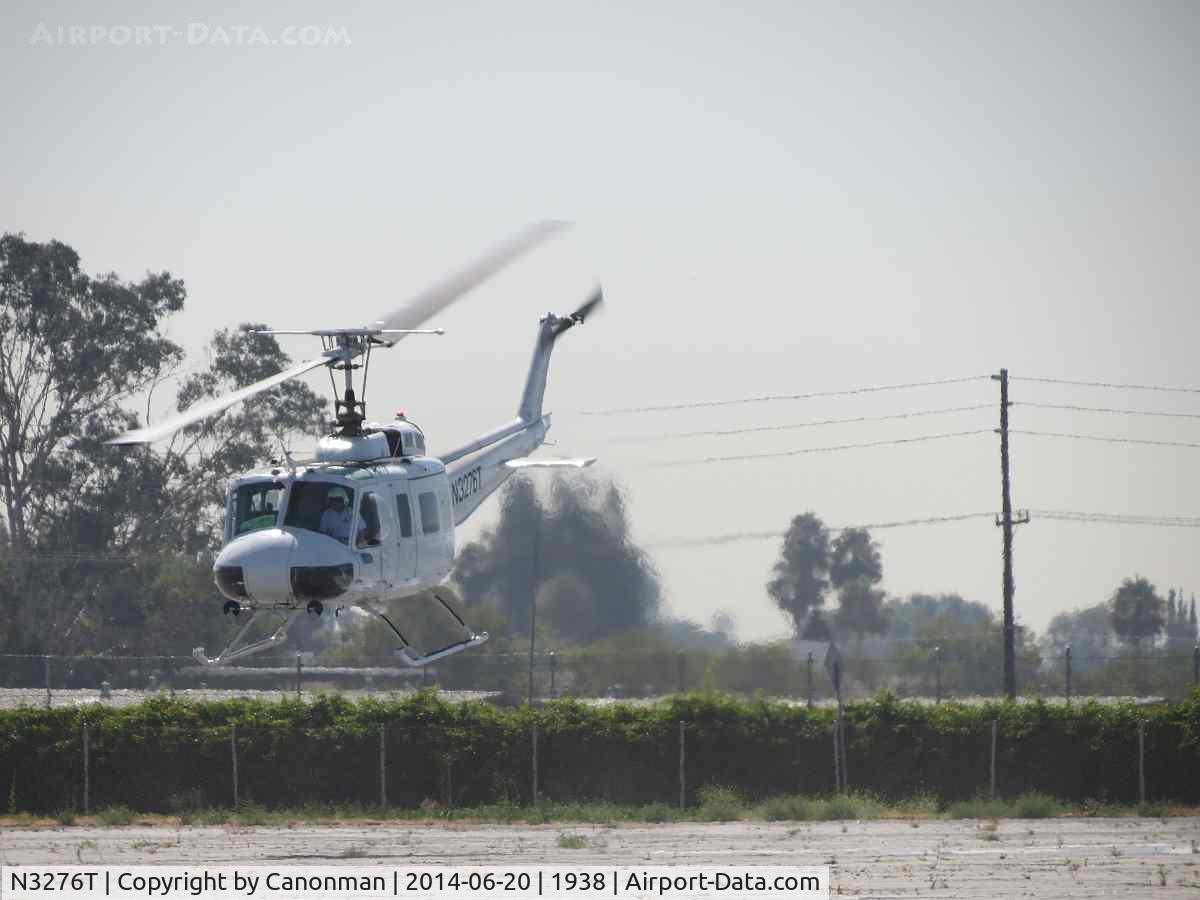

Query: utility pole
<box><xmin>992</xmin><ymin>368</ymin><xmax>1029</xmax><ymax>700</ymax></box>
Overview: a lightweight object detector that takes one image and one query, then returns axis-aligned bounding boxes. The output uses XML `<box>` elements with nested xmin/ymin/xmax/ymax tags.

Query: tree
<box><xmin>1108</xmin><ymin>576</ymin><xmax>1165</xmax><ymax>649</ymax></box>
<box><xmin>767</xmin><ymin>512</ymin><xmax>830</xmax><ymax>636</ymax></box>
<box><xmin>453</xmin><ymin>475</ymin><xmax>660</xmax><ymax>643</ymax></box>
<box><xmin>0</xmin><ymin>233</ymin><xmax>185</xmax><ymax>550</ymax></box>
<box><xmin>829</xmin><ymin>527</ymin><xmax>886</xmax><ymax>640</ymax></box>
<box><xmin>1040</xmin><ymin>603</ymin><xmax>1113</xmax><ymax>672</ymax></box>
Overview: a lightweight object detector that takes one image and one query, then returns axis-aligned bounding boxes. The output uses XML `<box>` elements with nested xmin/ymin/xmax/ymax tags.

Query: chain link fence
<box><xmin>2</xmin><ymin>644</ymin><xmax>1197</xmax><ymax>707</ymax></box>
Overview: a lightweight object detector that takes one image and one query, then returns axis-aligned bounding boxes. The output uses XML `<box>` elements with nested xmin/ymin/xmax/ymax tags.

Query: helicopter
<box><xmin>108</xmin><ymin>221</ymin><xmax>601</xmax><ymax>667</ymax></box>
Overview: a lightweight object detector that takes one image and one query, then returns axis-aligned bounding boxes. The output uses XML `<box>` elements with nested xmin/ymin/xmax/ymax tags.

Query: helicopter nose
<box><xmin>288</xmin><ymin>531</ymin><xmax>357</xmax><ymax>602</ymax></box>
<box><xmin>213</xmin><ymin>529</ymin><xmax>298</xmax><ymax>603</ymax></box>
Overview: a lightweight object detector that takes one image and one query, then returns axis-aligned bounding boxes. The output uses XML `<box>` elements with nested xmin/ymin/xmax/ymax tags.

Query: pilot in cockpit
<box><xmin>319</xmin><ymin>493</ymin><xmax>354</xmax><ymax>543</ymax></box>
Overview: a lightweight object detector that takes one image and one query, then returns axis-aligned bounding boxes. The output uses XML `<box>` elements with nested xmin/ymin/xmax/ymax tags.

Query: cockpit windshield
<box><xmin>284</xmin><ymin>481</ymin><xmax>357</xmax><ymax>545</ymax></box>
<box><xmin>232</xmin><ymin>482</ymin><xmax>284</xmax><ymax>536</ymax></box>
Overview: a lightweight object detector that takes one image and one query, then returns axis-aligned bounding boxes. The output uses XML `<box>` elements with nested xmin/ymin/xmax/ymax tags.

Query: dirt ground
<box><xmin>2</xmin><ymin>818</ymin><xmax>1198</xmax><ymax>897</ymax></box>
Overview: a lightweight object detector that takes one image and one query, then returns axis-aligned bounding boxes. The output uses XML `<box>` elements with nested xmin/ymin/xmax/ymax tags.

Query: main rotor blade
<box><xmin>374</xmin><ymin>219</ymin><xmax>570</xmax><ymax>333</ymax></box>
<box><xmin>106</xmin><ymin>354</ymin><xmax>333</xmax><ymax>445</ymax></box>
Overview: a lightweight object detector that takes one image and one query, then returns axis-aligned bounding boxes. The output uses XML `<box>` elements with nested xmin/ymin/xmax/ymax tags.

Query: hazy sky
<box><xmin>4</xmin><ymin>0</ymin><xmax>1198</xmax><ymax>641</ymax></box>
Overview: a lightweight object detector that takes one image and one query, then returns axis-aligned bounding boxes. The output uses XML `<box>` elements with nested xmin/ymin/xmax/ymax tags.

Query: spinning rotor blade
<box><xmin>374</xmin><ymin>219</ymin><xmax>570</xmax><ymax>333</ymax></box>
<box><xmin>106</xmin><ymin>354</ymin><xmax>332</xmax><ymax>445</ymax></box>
<box><xmin>551</xmin><ymin>285</ymin><xmax>604</xmax><ymax>336</ymax></box>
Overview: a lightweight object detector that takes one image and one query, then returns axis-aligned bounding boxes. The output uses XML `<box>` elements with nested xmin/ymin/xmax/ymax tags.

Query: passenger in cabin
<box><xmin>318</xmin><ymin>493</ymin><xmax>354</xmax><ymax>543</ymax></box>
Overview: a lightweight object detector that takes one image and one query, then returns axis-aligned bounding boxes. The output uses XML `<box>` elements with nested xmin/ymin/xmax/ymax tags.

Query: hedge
<box><xmin>2</xmin><ymin>691</ymin><xmax>1197</xmax><ymax>813</ymax></box>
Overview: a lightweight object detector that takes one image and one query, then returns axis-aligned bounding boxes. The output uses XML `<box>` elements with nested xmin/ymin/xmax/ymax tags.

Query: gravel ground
<box><xmin>2</xmin><ymin>819</ymin><xmax>1198</xmax><ymax>897</ymax></box>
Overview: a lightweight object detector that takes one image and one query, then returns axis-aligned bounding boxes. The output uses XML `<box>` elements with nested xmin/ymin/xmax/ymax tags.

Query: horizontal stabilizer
<box><xmin>504</xmin><ymin>456</ymin><xmax>596</xmax><ymax>469</ymax></box>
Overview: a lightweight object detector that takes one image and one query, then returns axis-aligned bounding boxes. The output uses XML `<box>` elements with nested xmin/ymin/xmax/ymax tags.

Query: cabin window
<box><xmin>232</xmin><ymin>482</ymin><xmax>284</xmax><ymax>536</ymax></box>
<box><xmin>284</xmin><ymin>481</ymin><xmax>356</xmax><ymax>544</ymax></box>
<box><xmin>395</xmin><ymin>493</ymin><xmax>413</xmax><ymax>538</ymax></box>
<box><xmin>356</xmin><ymin>492</ymin><xmax>383</xmax><ymax>547</ymax></box>
<box><xmin>418</xmin><ymin>490</ymin><xmax>439</xmax><ymax>533</ymax></box>
<box><xmin>402</xmin><ymin>431</ymin><xmax>426</xmax><ymax>455</ymax></box>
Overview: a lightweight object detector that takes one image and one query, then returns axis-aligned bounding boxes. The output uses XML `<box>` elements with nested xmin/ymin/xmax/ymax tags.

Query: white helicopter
<box><xmin>109</xmin><ymin>221</ymin><xmax>600</xmax><ymax>667</ymax></box>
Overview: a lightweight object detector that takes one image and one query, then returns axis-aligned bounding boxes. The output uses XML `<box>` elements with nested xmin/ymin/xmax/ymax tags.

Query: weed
<box><xmin>1013</xmin><ymin>792</ymin><xmax>1064</xmax><ymax>819</ymax></box>
<box><xmin>1138</xmin><ymin>801</ymin><xmax>1168</xmax><ymax>819</ymax></box>
<box><xmin>96</xmin><ymin>806</ymin><xmax>136</xmax><ymax>827</ymax></box>
<box><xmin>55</xmin><ymin>807</ymin><xmax>76</xmax><ymax>826</ymax></box>
<box><xmin>757</xmin><ymin>796</ymin><xmax>815</xmax><ymax>822</ymax></box>
<box><xmin>556</xmin><ymin>833</ymin><xmax>588</xmax><ymax>849</ymax></box>
<box><xmin>232</xmin><ymin>803</ymin><xmax>269</xmax><ymax>826</ymax></box>
<box><xmin>338</xmin><ymin>846</ymin><xmax>371</xmax><ymax>859</ymax></box>
<box><xmin>696</xmin><ymin>785</ymin><xmax>743</xmax><ymax>822</ymax></box>
<box><xmin>639</xmin><ymin>802</ymin><xmax>675</xmax><ymax>824</ymax></box>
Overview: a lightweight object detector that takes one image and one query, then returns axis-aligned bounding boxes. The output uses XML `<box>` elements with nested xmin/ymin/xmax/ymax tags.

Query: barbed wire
<box><xmin>578</xmin><ymin>375</ymin><xmax>990</xmax><ymax>416</ymax></box>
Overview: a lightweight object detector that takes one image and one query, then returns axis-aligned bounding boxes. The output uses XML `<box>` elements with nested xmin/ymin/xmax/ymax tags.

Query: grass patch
<box><xmin>756</xmin><ymin>795</ymin><xmax>816</xmax><ymax>822</ymax></box>
<box><xmin>947</xmin><ymin>797</ymin><xmax>1013</xmax><ymax>819</ymax></box>
<box><xmin>696</xmin><ymin>785</ymin><xmax>744</xmax><ymax>822</ymax></box>
<box><xmin>55</xmin><ymin>808</ymin><xmax>77</xmax><ymax>826</ymax></box>
<box><xmin>1013</xmin><ymin>792</ymin><xmax>1065</xmax><ymax>819</ymax></box>
<box><xmin>96</xmin><ymin>805</ymin><xmax>136</xmax><ymax>827</ymax></box>
<box><xmin>1137</xmin><ymin>801</ymin><xmax>1168</xmax><ymax>818</ymax></box>
<box><xmin>556</xmin><ymin>832</ymin><xmax>588</xmax><ymax>849</ymax></box>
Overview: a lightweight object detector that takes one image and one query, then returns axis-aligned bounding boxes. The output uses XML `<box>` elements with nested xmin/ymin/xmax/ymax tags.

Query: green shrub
<box><xmin>757</xmin><ymin>795</ymin><xmax>815</xmax><ymax>821</ymax></box>
<box><xmin>696</xmin><ymin>785</ymin><xmax>743</xmax><ymax>822</ymax></box>
<box><xmin>232</xmin><ymin>803</ymin><xmax>270</xmax><ymax>826</ymax></box>
<box><xmin>55</xmin><ymin>807</ymin><xmax>76</xmax><ymax>826</ymax></box>
<box><xmin>947</xmin><ymin>797</ymin><xmax>1012</xmax><ymax>819</ymax></box>
<box><xmin>1013</xmin><ymin>792</ymin><xmax>1064</xmax><ymax>819</ymax></box>
<box><xmin>639</xmin><ymin>801</ymin><xmax>675</xmax><ymax>823</ymax></box>
<box><xmin>1137</xmin><ymin>801</ymin><xmax>1167</xmax><ymax>818</ymax></box>
<box><xmin>96</xmin><ymin>805</ymin><xmax>136</xmax><ymax>826</ymax></box>
<box><xmin>556</xmin><ymin>833</ymin><xmax>587</xmax><ymax>849</ymax></box>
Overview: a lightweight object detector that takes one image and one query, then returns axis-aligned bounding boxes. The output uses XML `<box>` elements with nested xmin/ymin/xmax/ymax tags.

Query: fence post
<box><xmin>45</xmin><ymin>656</ymin><xmax>52</xmax><ymax>709</ymax></box>
<box><xmin>832</xmin><ymin>719</ymin><xmax>841</xmax><ymax>795</ymax></box>
<box><xmin>806</xmin><ymin>652</ymin><xmax>814</xmax><ymax>709</ymax></box>
<box><xmin>531</xmin><ymin>723</ymin><xmax>539</xmax><ymax>805</ymax></box>
<box><xmin>231</xmin><ymin>725</ymin><xmax>239</xmax><ymax>808</ymax></box>
<box><xmin>1138</xmin><ymin>719</ymin><xmax>1146</xmax><ymax>805</ymax></box>
<box><xmin>1064</xmin><ymin>646</ymin><xmax>1072</xmax><ymax>704</ymax></box>
<box><xmin>295</xmin><ymin>654</ymin><xmax>302</xmax><ymax>698</ymax></box>
<box><xmin>678</xmin><ymin>721</ymin><xmax>686</xmax><ymax>808</ymax></box>
<box><xmin>934</xmin><ymin>646</ymin><xmax>943</xmax><ymax>704</ymax></box>
<box><xmin>549</xmin><ymin>651</ymin><xmax>557</xmax><ymax>697</ymax></box>
<box><xmin>990</xmin><ymin>719</ymin><xmax>997</xmax><ymax>800</ymax></box>
<box><xmin>83</xmin><ymin>722</ymin><xmax>90</xmax><ymax>814</ymax></box>
<box><xmin>677</xmin><ymin>652</ymin><xmax>686</xmax><ymax>694</ymax></box>
<box><xmin>379</xmin><ymin>726</ymin><xmax>387</xmax><ymax>809</ymax></box>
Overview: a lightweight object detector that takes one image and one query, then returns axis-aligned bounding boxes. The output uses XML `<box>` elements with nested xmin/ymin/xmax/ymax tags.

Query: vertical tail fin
<box><xmin>518</xmin><ymin>286</ymin><xmax>603</xmax><ymax>422</ymax></box>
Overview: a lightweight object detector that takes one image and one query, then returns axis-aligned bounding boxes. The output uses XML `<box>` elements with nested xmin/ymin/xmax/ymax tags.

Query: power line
<box><xmin>647</xmin><ymin>512</ymin><xmax>997</xmax><ymax>548</ymax></box>
<box><xmin>648</xmin><ymin>507</ymin><xmax>1200</xmax><ymax>549</ymax></box>
<box><xmin>1012</xmin><ymin>429</ymin><xmax>1200</xmax><ymax>451</ymax></box>
<box><xmin>1030</xmin><ymin>509</ymin><xmax>1200</xmax><ymax>527</ymax></box>
<box><xmin>579</xmin><ymin>374</ymin><xmax>989</xmax><ymax>416</ymax></box>
<box><xmin>1016</xmin><ymin>401</ymin><xmax>1200</xmax><ymax>420</ymax></box>
<box><xmin>1011</xmin><ymin>376</ymin><xmax>1200</xmax><ymax>394</ymax></box>
<box><xmin>607</xmin><ymin>404</ymin><xmax>993</xmax><ymax>443</ymax></box>
<box><xmin>645</xmin><ymin>429</ymin><xmax>991</xmax><ymax>467</ymax></box>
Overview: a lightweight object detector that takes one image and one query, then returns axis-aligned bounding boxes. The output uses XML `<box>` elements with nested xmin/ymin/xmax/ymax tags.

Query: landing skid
<box><xmin>372</xmin><ymin>591</ymin><xmax>490</xmax><ymax>667</ymax></box>
<box><xmin>193</xmin><ymin>607</ymin><xmax>300</xmax><ymax>666</ymax></box>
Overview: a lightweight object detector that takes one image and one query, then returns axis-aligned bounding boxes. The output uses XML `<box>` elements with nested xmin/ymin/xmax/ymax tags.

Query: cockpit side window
<box><xmin>232</xmin><ymin>482</ymin><xmax>284</xmax><ymax>536</ymax></box>
<box><xmin>356</xmin><ymin>492</ymin><xmax>383</xmax><ymax>547</ymax></box>
<box><xmin>284</xmin><ymin>481</ymin><xmax>356</xmax><ymax>545</ymax></box>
